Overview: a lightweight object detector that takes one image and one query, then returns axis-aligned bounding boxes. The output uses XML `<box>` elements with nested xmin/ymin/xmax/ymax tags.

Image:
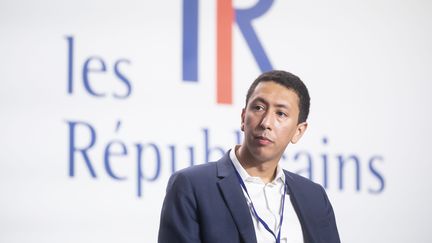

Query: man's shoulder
<box><xmin>170</xmin><ymin>153</ymin><xmax>231</xmax><ymax>181</ymax></box>
<box><xmin>165</xmin><ymin>161</ymin><xmax>223</xmax><ymax>194</ymax></box>
<box><xmin>174</xmin><ymin>162</ymin><xmax>217</xmax><ymax>179</ymax></box>
<box><xmin>283</xmin><ymin>169</ymin><xmax>324</xmax><ymax>192</ymax></box>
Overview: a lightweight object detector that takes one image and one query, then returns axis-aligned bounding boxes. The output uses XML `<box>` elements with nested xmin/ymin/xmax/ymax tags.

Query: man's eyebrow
<box><xmin>251</xmin><ymin>97</ymin><xmax>292</xmax><ymax>109</ymax></box>
<box><xmin>250</xmin><ymin>97</ymin><xmax>269</xmax><ymax>105</ymax></box>
<box><xmin>275</xmin><ymin>103</ymin><xmax>291</xmax><ymax>109</ymax></box>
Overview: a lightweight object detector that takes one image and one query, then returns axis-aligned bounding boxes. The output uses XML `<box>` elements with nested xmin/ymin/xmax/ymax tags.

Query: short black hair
<box><xmin>245</xmin><ymin>70</ymin><xmax>310</xmax><ymax>124</ymax></box>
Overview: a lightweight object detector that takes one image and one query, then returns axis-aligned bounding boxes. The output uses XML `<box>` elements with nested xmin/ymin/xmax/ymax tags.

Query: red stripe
<box><xmin>217</xmin><ymin>0</ymin><xmax>233</xmax><ymax>104</ymax></box>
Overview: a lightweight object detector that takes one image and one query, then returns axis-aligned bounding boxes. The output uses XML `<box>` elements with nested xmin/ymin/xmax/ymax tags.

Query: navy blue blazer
<box><xmin>158</xmin><ymin>152</ymin><xmax>340</xmax><ymax>243</ymax></box>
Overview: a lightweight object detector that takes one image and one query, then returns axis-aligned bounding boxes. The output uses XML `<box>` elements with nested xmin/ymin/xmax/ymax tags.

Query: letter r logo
<box><xmin>182</xmin><ymin>0</ymin><xmax>274</xmax><ymax>104</ymax></box>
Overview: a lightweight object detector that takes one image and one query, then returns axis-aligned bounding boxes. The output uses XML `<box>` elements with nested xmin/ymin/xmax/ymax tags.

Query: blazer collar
<box><xmin>216</xmin><ymin>152</ymin><xmax>319</xmax><ymax>243</ymax></box>
<box><xmin>216</xmin><ymin>152</ymin><xmax>257</xmax><ymax>243</ymax></box>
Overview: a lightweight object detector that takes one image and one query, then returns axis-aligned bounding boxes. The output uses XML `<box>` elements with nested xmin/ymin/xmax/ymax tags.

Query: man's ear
<box><xmin>241</xmin><ymin>108</ymin><xmax>245</xmax><ymax>131</ymax></box>
<box><xmin>291</xmin><ymin>122</ymin><xmax>308</xmax><ymax>144</ymax></box>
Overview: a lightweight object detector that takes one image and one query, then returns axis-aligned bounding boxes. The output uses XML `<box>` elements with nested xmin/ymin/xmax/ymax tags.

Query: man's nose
<box><xmin>259</xmin><ymin>111</ymin><xmax>274</xmax><ymax>130</ymax></box>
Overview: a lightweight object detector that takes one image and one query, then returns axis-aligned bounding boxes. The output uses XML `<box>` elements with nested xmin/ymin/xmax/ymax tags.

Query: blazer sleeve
<box><xmin>158</xmin><ymin>172</ymin><xmax>202</xmax><ymax>243</ymax></box>
<box><xmin>318</xmin><ymin>185</ymin><xmax>341</xmax><ymax>243</ymax></box>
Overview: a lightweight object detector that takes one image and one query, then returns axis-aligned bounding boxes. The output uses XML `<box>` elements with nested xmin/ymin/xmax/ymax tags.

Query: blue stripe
<box><xmin>182</xmin><ymin>0</ymin><xmax>199</xmax><ymax>82</ymax></box>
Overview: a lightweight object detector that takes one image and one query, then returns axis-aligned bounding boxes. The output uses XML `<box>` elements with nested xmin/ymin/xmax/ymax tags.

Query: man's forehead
<box><xmin>249</xmin><ymin>82</ymin><xmax>300</xmax><ymax>107</ymax></box>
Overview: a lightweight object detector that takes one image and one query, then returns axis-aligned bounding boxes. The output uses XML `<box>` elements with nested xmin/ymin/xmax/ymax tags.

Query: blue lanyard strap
<box><xmin>234</xmin><ymin>169</ymin><xmax>287</xmax><ymax>243</ymax></box>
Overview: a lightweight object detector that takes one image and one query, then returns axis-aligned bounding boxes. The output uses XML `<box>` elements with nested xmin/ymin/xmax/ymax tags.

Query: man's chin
<box><xmin>249</xmin><ymin>150</ymin><xmax>279</xmax><ymax>164</ymax></box>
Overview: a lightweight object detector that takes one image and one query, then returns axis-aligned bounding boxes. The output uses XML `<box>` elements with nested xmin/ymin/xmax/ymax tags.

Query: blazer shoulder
<box><xmin>173</xmin><ymin>162</ymin><xmax>217</xmax><ymax>179</ymax></box>
<box><xmin>169</xmin><ymin>153</ymin><xmax>232</xmax><ymax>184</ymax></box>
<box><xmin>284</xmin><ymin>170</ymin><xmax>326</xmax><ymax>195</ymax></box>
<box><xmin>166</xmin><ymin>162</ymin><xmax>218</xmax><ymax>190</ymax></box>
<box><xmin>284</xmin><ymin>170</ymin><xmax>321</xmax><ymax>186</ymax></box>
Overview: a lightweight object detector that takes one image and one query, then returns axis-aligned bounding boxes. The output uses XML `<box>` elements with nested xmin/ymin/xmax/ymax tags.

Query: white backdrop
<box><xmin>1</xmin><ymin>0</ymin><xmax>432</xmax><ymax>242</ymax></box>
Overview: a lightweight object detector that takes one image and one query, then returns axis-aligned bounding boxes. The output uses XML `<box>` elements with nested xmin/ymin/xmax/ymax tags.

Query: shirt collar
<box><xmin>229</xmin><ymin>146</ymin><xmax>285</xmax><ymax>184</ymax></box>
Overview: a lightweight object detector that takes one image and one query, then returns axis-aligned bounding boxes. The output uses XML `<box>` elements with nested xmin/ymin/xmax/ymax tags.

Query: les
<box><xmin>65</xmin><ymin>36</ymin><xmax>132</xmax><ymax>99</ymax></box>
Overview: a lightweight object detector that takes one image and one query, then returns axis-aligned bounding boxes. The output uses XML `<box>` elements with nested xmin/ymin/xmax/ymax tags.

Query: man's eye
<box><xmin>254</xmin><ymin>105</ymin><xmax>264</xmax><ymax>111</ymax></box>
<box><xmin>277</xmin><ymin>111</ymin><xmax>287</xmax><ymax>117</ymax></box>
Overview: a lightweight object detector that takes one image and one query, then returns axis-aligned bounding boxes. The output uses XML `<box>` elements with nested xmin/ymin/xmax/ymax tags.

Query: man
<box><xmin>158</xmin><ymin>70</ymin><xmax>340</xmax><ymax>243</ymax></box>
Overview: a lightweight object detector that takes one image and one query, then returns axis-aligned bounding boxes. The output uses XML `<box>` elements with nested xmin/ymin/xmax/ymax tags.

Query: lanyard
<box><xmin>234</xmin><ymin>169</ymin><xmax>287</xmax><ymax>243</ymax></box>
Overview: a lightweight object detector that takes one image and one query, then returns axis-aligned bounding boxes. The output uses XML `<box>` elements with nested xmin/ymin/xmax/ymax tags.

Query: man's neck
<box><xmin>235</xmin><ymin>145</ymin><xmax>279</xmax><ymax>183</ymax></box>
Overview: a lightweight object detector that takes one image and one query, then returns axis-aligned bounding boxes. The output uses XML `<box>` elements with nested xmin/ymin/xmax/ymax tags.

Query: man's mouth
<box><xmin>254</xmin><ymin>135</ymin><xmax>273</xmax><ymax>145</ymax></box>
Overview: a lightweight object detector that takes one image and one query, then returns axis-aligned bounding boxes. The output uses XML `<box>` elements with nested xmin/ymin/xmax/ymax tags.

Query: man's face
<box><xmin>241</xmin><ymin>81</ymin><xmax>307</xmax><ymax>164</ymax></box>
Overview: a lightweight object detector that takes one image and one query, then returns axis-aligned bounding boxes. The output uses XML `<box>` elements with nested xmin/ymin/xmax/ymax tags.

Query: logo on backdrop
<box><xmin>182</xmin><ymin>0</ymin><xmax>274</xmax><ymax>104</ymax></box>
<box><xmin>63</xmin><ymin>0</ymin><xmax>386</xmax><ymax>198</ymax></box>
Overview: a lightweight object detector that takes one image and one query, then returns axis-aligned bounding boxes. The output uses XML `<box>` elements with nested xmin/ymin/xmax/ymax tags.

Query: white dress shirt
<box><xmin>230</xmin><ymin>148</ymin><xmax>304</xmax><ymax>243</ymax></box>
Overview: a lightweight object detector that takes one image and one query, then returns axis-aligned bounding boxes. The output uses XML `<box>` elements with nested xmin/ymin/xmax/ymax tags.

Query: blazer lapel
<box><xmin>216</xmin><ymin>153</ymin><xmax>257</xmax><ymax>243</ymax></box>
<box><xmin>284</xmin><ymin>171</ymin><xmax>319</xmax><ymax>243</ymax></box>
